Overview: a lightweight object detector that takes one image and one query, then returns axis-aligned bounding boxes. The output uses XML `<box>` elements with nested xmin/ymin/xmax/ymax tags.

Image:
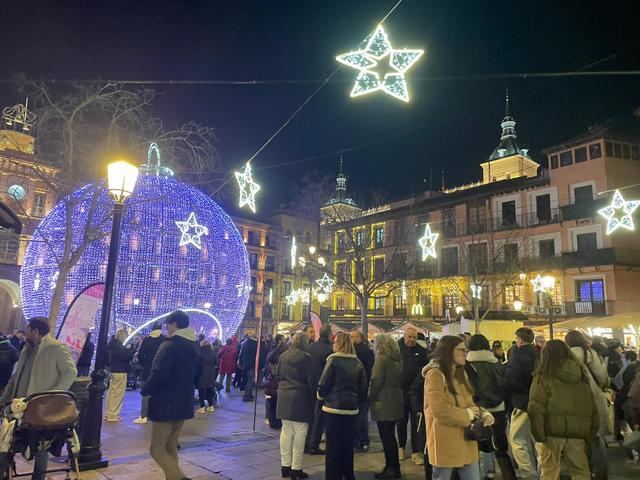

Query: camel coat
<box><xmin>423</xmin><ymin>362</ymin><xmax>478</xmax><ymax>468</ymax></box>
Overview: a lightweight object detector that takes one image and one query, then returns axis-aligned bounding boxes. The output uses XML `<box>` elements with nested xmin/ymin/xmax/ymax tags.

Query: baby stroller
<box><xmin>0</xmin><ymin>391</ymin><xmax>80</xmax><ymax>479</ymax></box>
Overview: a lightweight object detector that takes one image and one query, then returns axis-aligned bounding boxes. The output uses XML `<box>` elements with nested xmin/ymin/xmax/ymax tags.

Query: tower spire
<box><xmin>504</xmin><ymin>88</ymin><xmax>510</xmax><ymax>117</ymax></box>
<box><xmin>336</xmin><ymin>151</ymin><xmax>347</xmax><ymax>194</ymax></box>
<box><xmin>500</xmin><ymin>89</ymin><xmax>516</xmax><ymax>140</ymax></box>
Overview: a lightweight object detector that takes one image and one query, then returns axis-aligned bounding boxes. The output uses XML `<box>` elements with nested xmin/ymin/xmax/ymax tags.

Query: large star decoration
<box><xmin>235</xmin><ymin>162</ymin><xmax>261</xmax><ymax>213</ymax></box>
<box><xmin>286</xmin><ymin>291</ymin><xmax>299</xmax><ymax>306</ymax></box>
<box><xmin>336</xmin><ymin>24</ymin><xmax>424</xmax><ymax>103</ymax></box>
<box><xmin>418</xmin><ymin>224</ymin><xmax>438</xmax><ymax>260</ymax></box>
<box><xmin>598</xmin><ymin>190</ymin><xmax>640</xmax><ymax>235</ymax></box>
<box><xmin>316</xmin><ymin>273</ymin><xmax>335</xmax><ymax>294</ymax></box>
<box><xmin>175</xmin><ymin>212</ymin><xmax>209</xmax><ymax>250</ymax></box>
<box><xmin>530</xmin><ymin>275</ymin><xmax>545</xmax><ymax>293</ymax></box>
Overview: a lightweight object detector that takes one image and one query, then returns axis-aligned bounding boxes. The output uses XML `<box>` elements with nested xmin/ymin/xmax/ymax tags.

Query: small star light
<box><xmin>286</xmin><ymin>291</ymin><xmax>299</xmax><ymax>306</ymax></box>
<box><xmin>175</xmin><ymin>212</ymin><xmax>209</xmax><ymax>249</ymax></box>
<box><xmin>236</xmin><ymin>283</ymin><xmax>252</xmax><ymax>298</ymax></box>
<box><xmin>530</xmin><ymin>275</ymin><xmax>545</xmax><ymax>293</ymax></box>
<box><xmin>418</xmin><ymin>224</ymin><xmax>438</xmax><ymax>260</ymax></box>
<box><xmin>598</xmin><ymin>190</ymin><xmax>640</xmax><ymax>235</ymax></box>
<box><xmin>316</xmin><ymin>273</ymin><xmax>335</xmax><ymax>294</ymax></box>
<box><xmin>336</xmin><ymin>24</ymin><xmax>424</xmax><ymax>103</ymax></box>
<box><xmin>235</xmin><ymin>162</ymin><xmax>261</xmax><ymax>213</ymax></box>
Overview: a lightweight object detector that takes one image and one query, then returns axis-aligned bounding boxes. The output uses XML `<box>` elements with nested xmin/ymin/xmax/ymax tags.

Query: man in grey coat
<box><xmin>0</xmin><ymin>317</ymin><xmax>77</xmax><ymax>480</ymax></box>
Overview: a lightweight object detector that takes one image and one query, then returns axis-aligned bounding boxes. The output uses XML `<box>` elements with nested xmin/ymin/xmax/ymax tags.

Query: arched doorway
<box><xmin>0</xmin><ymin>279</ymin><xmax>24</xmax><ymax>334</ymax></box>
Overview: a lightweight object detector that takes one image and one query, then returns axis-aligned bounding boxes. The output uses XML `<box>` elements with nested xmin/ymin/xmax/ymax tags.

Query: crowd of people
<box><xmin>1</xmin><ymin>314</ymin><xmax>640</xmax><ymax>480</ymax></box>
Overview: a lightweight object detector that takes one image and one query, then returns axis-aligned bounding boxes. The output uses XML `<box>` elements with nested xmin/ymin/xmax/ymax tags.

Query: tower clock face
<box><xmin>7</xmin><ymin>184</ymin><xmax>26</xmax><ymax>201</ymax></box>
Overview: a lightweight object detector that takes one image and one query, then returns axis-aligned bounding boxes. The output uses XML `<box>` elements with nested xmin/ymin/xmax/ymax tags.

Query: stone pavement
<box><xmin>13</xmin><ymin>388</ymin><xmax>640</xmax><ymax>479</ymax></box>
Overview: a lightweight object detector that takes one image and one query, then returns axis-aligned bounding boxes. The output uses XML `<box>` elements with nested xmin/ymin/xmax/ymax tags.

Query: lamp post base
<box><xmin>77</xmin><ymin>369</ymin><xmax>110</xmax><ymax>471</ymax></box>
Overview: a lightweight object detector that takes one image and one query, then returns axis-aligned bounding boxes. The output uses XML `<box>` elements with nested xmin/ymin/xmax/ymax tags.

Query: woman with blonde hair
<box><xmin>369</xmin><ymin>333</ymin><xmax>403</xmax><ymax>479</ymax></box>
<box><xmin>105</xmin><ymin>329</ymin><xmax>133</xmax><ymax>422</ymax></box>
<box><xmin>318</xmin><ymin>332</ymin><xmax>368</xmax><ymax>480</ymax></box>
<box><xmin>277</xmin><ymin>332</ymin><xmax>314</xmax><ymax>480</ymax></box>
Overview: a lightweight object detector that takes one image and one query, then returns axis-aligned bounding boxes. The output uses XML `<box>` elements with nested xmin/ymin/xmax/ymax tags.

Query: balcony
<box><xmin>565</xmin><ymin>301</ymin><xmax>610</xmax><ymax>316</ymax></box>
<box><xmin>562</xmin><ymin>248</ymin><xmax>616</xmax><ymax>268</ymax></box>
<box><xmin>525</xmin><ymin>208</ymin><xmax>562</xmax><ymax>227</ymax></box>
<box><xmin>560</xmin><ymin>198</ymin><xmax>607</xmax><ymax>222</ymax></box>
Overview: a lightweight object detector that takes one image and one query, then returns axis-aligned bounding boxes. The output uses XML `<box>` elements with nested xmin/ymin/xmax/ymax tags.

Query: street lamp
<box><xmin>78</xmin><ymin>160</ymin><xmax>138</xmax><ymax>470</ymax></box>
<box><xmin>513</xmin><ymin>297</ymin><xmax>523</xmax><ymax>312</ymax></box>
<box><xmin>531</xmin><ymin>274</ymin><xmax>556</xmax><ymax>339</ymax></box>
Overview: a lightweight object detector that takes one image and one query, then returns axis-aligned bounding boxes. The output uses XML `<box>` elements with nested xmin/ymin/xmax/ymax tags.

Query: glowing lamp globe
<box><xmin>20</xmin><ymin>171</ymin><xmax>250</xmax><ymax>341</ymax></box>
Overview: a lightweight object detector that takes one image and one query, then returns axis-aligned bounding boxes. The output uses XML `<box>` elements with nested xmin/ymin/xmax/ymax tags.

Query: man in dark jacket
<box><xmin>239</xmin><ymin>330</ymin><xmax>258</xmax><ymax>401</ymax></box>
<box><xmin>141</xmin><ymin>310</ymin><xmax>199</xmax><ymax>480</ymax></box>
<box><xmin>9</xmin><ymin>330</ymin><xmax>25</xmax><ymax>353</ymax></box>
<box><xmin>351</xmin><ymin>330</ymin><xmax>374</xmax><ymax>451</ymax></box>
<box><xmin>306</xmin><ymin>325</ymin><xmax>333</xmax><ymax>454</ymax></box>
<box><xmin>0</xmin><ymin>334</ymin><xmax>18</xmax><ymax>392</ymax></box>
<box><xmin>134</xmin><ymin>322</ymin><xmax>166</xmax><ymax>424</ymax></box>
<box><xmin>76</xmin><ymin>332</ymin><xmax>94</xmax><ymax>377</ymax></box>
<box><xmin>397</xmin><ymin>327</ymin><xmax>428</xmax><ymax>463</ymax></box>
<box><xmin>504</xmin><ymin>327</ymin><xmax>538</xmax><ymax>480</ymax></box>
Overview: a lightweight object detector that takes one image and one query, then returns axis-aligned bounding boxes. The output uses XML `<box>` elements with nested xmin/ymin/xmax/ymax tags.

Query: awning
<box><xmin>388</xmin><ymin>320</ymin><xmax>442</xmax><ymax>334</ymax></box>
<box><xmin>0</xmin><ymin>202</ymin><xmax>21</xmax><ymax>234</ymax></box>
<box><xmin>555</xmin><ymin>312</ymin><xmax>640</xmax><ymax>331</ymax></box>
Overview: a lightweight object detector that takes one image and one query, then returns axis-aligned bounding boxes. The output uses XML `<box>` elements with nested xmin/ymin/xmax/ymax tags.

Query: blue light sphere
<box><xmin>20</xmin><ymin>172</ymin><xmax>250</xmax><ymax>339</ymax></box>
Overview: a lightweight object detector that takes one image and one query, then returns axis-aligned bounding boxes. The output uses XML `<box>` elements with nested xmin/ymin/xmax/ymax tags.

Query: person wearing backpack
<box><xmin>466</xmin><ymin>335</ymin><xmax>516</xmax><ymax>480</ymax></box>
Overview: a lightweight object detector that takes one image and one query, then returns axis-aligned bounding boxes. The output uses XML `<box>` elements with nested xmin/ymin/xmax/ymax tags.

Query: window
<box><xmin>302</xmin><ymin>304</ymin><xmax>310</xmax><ymax>320</ymax></box>
<box><xmin>394</xmin><ymin>294</ymin><xmax>407</xmax><ymax>310</ymax></box>
<box><xmin>560</xmin><ymin>151</ymin><xmax>573</xmax><ymax>167</ymax></box>
<box><xmin>503</xmin><ymin>284</ymin><xmax>524</xmax><ymax>305</ymax></box>
<box><xmin>247</xmin><ymin>230</ymin><xmax>255</xmax><ymax>245</ymax></box>
<box><xmin>282</xmin><ymin>281</ymin><xmax>291</xmax><ymax>296</ymax></box>
<box><xmin>589</xmin><ymin>143</ymin><xmax>602</xmax><ymax>160</ymax></box>
<box><xmin>574</xmin><ymin>147</ymin><xmax>587</xmax><ymax>163</ymax></box>
<box><xmin>536</xmin><ymin>194</ymin><xmax>552</xmax><ymax>223</ymax></box>
<box><xmin>335</xmin><ymin>295</ymin><xmax>345</xmax><ymax>310</ymax></box>
<box><xmin>504</xmin><ymin>243</ymin><xmax>518</xmax><ymax>264</ymax></box>
<box><xmin>442</xmin><ymin>209</ymin><xmax>456</xmax><ymax>237</ymax></box>
<box><xmin>573</xmin><ymin>184</ymin><xmax>593</xmax><ymax>204</ymax></box>
<box><xmin>373</xmin><ymin>297</ymin><xmax>385</xmax><ymax>311</ymax></box>
<box><xmin>468</xmin><ymin>201</ymin><xmax>487</xmax><ymax>234</ymax></box>
<box><xmin>539</xmin><ymin>239</ymin><xmax>555</xmax><ymax>258</ymax></box>
<box><xmin>32</xmin><ymin>192</ymin><xmax>46</xmax><ymax>217</ymax></box>
<box><xmin>337</xmin><ymin>232</ymin><xmax>346</xmax><ymax>251</ymax></box>
<box><xmin>246</xmin><ymin>301</ymin><xmax>255</xmax><ymax>317</ymax></box>
<box><xmin>501</xmin><ymin>200</ymin><xmax>517</xmax><ymax>227</ymax></box>
<box><xmin>355</xmin><ymin>229</ymin><xmax>365</xmax><ymax>247</ymax></box>
<box><xmin>265</xmin><ymin>256</ymin><xmax>275</xmax><ymax>271</ymax></box>
<box><xmin>632</xmin><ymin>145</ymin><xmax>639</xmax><ymax>161</ymax></box>
<box><xmin>391</xmin><ymin>252</ymin><xmax>408</xmax><ymax>278</ymax></box>
<box><xmin>354</xmin><ymin>259</ymin><xmax>365</xmax><ymax>283</ymax></box>
<box><xmin>605</xmin><ymin>142</ymin><xmax>614</xmax><ymax>157</ymax></box>
<box><xmin>373</xmin><ymin>257</ymin><xmax>385</xmax><ymax>281</ymax></box>
<box><xmin>576</xmin><ymin>279</ymin><xmax>604</xmax><ymax>303</ymax></box>
<box><xmin>374</xmin><ymin>226</ymin><xmax>384</xmax><ymax>247</ymax></box>
<box><xmin>249</xmin><ymin>253</ymin><xmax>258</xmax><ymax>268</ymax></box>
<box><xmin>550</xmin><ymin>154</ymin><xmax>558</xmax><ymax>169</ymax></box>
<box><xmin>250</xmin><ymin>276</ymin><xmax>257</xmax><ymax>292</ymax></box>
<box><xmin>394</xmin><ymin>219</ymin><xmax>407</xmax><ymax>244</ymax></box>
<box><xmin>283</xmin><ymin>257</ymin><xmax>293</xmax><ymax>274</ymax></box>
<box><xmin>442</xmin><ymin>292</ymin><xmax>460</xmax><ymax>313</ymax></box>
<box><xmin>576</xmin><ymin>232</ymin><xmax>597</xmax><ymax>253</ymax></box>
<box><xmin>469</xmin><ymin>243</ymin><xmax>488</xmax><ymax>273</ymax></box>
<box><xmin>441</xmin><ymin>247</ymin><xmax>458</xmax><ymax>276</ymax></box>
<box><xmin>263</xmin><ymin>304</ymin><xmax>272</xmax><ymax>319</ymax></box>
<box><xmin>614</xmin><ymin>143</ymin><xmax>622</xmax><ymax>158</ymax></box>
<box><xmin>281</xmin><ymin>303</ymin><xmax>291</xmax><ymax>320</ymax></box>
<box><xmin>622</xmin><ymin>144</ymin><xmax>631</xmax><ymax>160</ymax></box>
<box><xmin>336</xmin><ymin>262</ymin><xmax>346</xmax><ymax>285</ymax></box>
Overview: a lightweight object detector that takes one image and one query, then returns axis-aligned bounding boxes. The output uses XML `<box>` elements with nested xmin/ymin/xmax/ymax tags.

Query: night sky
<box><xmin>1</xmin><ymin>0</ymin><xmax>639</xmax><ymax>213</ymax></box>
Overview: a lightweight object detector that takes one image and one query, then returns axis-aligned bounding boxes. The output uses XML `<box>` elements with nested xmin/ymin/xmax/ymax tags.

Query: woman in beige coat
<box><xmin>424</xmin><ymin>335</ymin><xmax>493</xmax><ymax>480</ymax></box>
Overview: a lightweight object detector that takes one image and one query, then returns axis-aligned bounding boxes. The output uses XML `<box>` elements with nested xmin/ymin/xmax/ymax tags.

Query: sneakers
<box><xmin>133</xmin><ymin>417</ymin><xmax>148</xmax><ymax>424</ymax></box>
<box><xmin>207</xmin><ymin>406</ymin><xmax>215</xmax><ymax>413</ymax></box>
<box><xmin>196</xmin><ymin>407</ymin><xmax>206</xmax><ymax>414</ymax></box>
<box><xmin>374</xmin><ymin>466</ymin><xmax>401</xmax><ymax>479</ymax></box>
<box><xmin>411</xmin><ymin>452</ymin><xmax>424</xmax><ymax>465</ymax></box>
<box><xmin>105</xmin><ymin>416</ymin><xmax>121</xmax><ymax>422</ymax></box>
<box><xmin>398</xmin><ymin>448</ymin><xmax>405</xmax><ymax>461</ymax></box>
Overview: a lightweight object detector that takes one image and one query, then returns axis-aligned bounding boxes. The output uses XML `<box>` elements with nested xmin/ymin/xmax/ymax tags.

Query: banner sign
<box><xmin>56</xmin><ymin>283</ymin><xmax>105</xmax><ymax>363</ymax></box>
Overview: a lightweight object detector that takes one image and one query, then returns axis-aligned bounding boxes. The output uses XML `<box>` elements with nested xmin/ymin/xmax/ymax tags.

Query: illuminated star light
<box><xmin>175</xmin><ymin>212</ymin><xmax>209</xmax><ymax>249</ymax></box>
<box><xmin>598</xmin><ymin>189</ymin><xmax>640</xmax><ymax>235</ymax></box>
<box><xmin>236</xmin><ymin>283</ymin><xmax>252</xmax><ymax>298</ymax></box>
<box><xmin>235</xmin><ymin>162</ymin><xmax>261</xmax><ymax>213</ymax></box>
<box><xmin>530</xmin><ymin>275</ymin><xmax>545</xmax><ymax>293</ymax></box>
<box><xmin>286</xmin><ymin>291</ymin><xmax>299</xmax><ymax>306</ymax></box>
<box><xmin>336</xmin><ymin>24</ymin><xmax>424</xmax><ymax>103</ymax></box>
<box><xmin>315</xmin><ymin>273</ymin><xmax>335</xmax><ymax>294</ymax></box>
<box><xmin>418</xmin><ymin>224</ymin><xmax>438</xmax><ymax>260</ymax></box>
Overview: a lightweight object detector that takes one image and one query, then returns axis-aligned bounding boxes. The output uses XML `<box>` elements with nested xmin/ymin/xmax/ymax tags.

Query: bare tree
<box><xmin>14</xmin><ymin>80</ymin><xmax>219</xmax><ymax>325</ymax></box>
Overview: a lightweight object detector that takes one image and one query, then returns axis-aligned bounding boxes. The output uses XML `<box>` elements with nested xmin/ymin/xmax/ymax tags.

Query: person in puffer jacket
<box><xmin>317</xmin><ymin>332</ymin><xmax>368</xmax><ymax>480</ymax></box>
<box><xmin>528</xmin><ymin>340</ymin><xmax>598</xmax><ymax>480</ymax></box>
<box><xmin>466</xmin><ymin>335</ymin><xmax>516</xmax><ymax>480</ymax></box>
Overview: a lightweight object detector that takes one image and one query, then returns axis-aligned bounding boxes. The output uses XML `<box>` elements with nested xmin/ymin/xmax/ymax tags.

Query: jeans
<box><xmin>243</xmin><ymin>368</ymin><xmax>255</xmax><ymax>399</ymax></box>
<box><xmin>141</xmin><ymin>395</ymin><xmax>150</xmax><ymax>418</ymax></box>
<box><xmin>306</xmin><ymin>399</ymin><xmax>324</xmax><ymax>450</ymax></box>
<box><xmin>355</xmin><ymin>402</ymin><xmax>370</xmax><ymax>446</ymax></box>
<box><xmin>31</xmin><ymin>450</ymin><xmax>49</xmax><ymax>480</ymax></box>
<box><xmin>280</xmin><ymin>420</ymin><xmax>309</xmax><ymax>470</ymax></box>
<box><xmin>219</xmin><ymin>373</ymin><xmax>232</xmax><ymax>391</ymax></box>
<box><xmin>416</xmin><ymin>411</ymin><xmax>426</xmax><ymax>456</ymax></box>
<box><xmin>198</xmin><ymin>388</ymin><xmax>215</xmax><ymax>407</ymax></box>
<box><xmin>105</xmin><ymin>372</ymin><xmax>127</xmax><ymax>420</ymax></box>
<box><xmin>397</xmin><ymin>393</ymin><xmax>418</xmax><ymax>453</ymax></box>
<box><xmin>508</xmin><ymin>408</ymin><xmax>537</xmax><ymax>479</ymax></box>
<box><xmin>377</xmin><ymin>421</ymin><xmax>399</xmax><ymax>468</ymax></box>
<box><xmin>325</xmin><ymin>413</ymin><xmax>356</xmax><ymax>480</ymax></box>
<box><xmin>77</xmin><ymin>366</ymin><xmax>90</xmax><ymax>377</ymax></box>
<box><xmin>538</xmin><ymin>437</ymin><xmax>590</xmax><ymax>480</ymax></box>
<box><xmin>266</xmin><ymin>394</ymin><xmax>281</xmax><ymax>429</ymax></box>
<box><xmin>149</xmin><ymin>420</ymin><xmax>186</xmax><ymax>480</ymax></box>
<box><xmin>432</xmin><ymin>463</ymin><xmax>480</xmax><ymax>480</ymax></box>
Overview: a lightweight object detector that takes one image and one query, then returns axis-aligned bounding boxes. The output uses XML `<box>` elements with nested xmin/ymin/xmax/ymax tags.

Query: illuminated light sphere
<box><xmin>598</xmin><ymin>189</ymin><xmax>640</xmax><ymax>235</ymax></box>
<box><xmin>336</xmin><ymin>24</ymin><xmax>424</xmax><ymax>103</ymax></box>
<box><xmin>418</xmin><ymin>224</ymin><xmax>438</xmax><ymax>260</ymax></box>
<box><xmin>235</xmin><ymin>161</ymin><xmax>260</xmax><ymax>213</ymax></box>
<box><xmin>20</xmin><ymin>173</ymin><xmax>250</xmax><ymax>340</ymax></box>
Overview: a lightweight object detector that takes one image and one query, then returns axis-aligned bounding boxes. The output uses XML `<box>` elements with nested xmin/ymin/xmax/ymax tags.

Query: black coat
<box><xmin>137</xmin><ymin>332</ymin><xmax>167</xmax><ymax>380</ymax></box>
<box><xmin>141</xmin><ymin>332</ymin><xmax>200</xmax><ymax>422</ymax></box>
<box><xmin>466</xmin><ymin>350</ymin><xmax>506</xmax><ymax>410</ymax></box>
<box><xmin>197</xmin><ymin>346</ymin><xmax>218</xmax><ymax>389</ymax></box>
<box><xmin>76</xmin><ymin>339</ymin><xmax>94</xmax><ymax>368</ymax></box>
<box><xmin>9</xmin><ymin>337</ymin><xmax>24</xmax><ymax>353</ymax></box>
<box><xmin>0</xmin><ymin>340</ymin><xmax>18</xmax><ymax>389</ymax></box>
<box><xmin>398</xmin><ymin>339</ymin><xmax>429</xmax><ymax>392</ymax></box>
<box><xmin>307</xmin><ymin>337</ymin><xmax>333</xmax><ymax>388</ymax></box>
<box><xmin>317</xmin><ymin>353</ymin><xmax>368</xmax><ymax>415</ymax></box>
<box><xmin>355</xmin><ymin>341</ymin><xmax>375</xmax><ymax>382</ymax></box>
<box><xmin>276</xmin><ymin>348</ymin><xmax>314</xmax><ymax>422</ymax></box>
<box><xmin>239</xmin><ymin>338</ymin><xmax>258</xmax><ymax>370</ymax></box>
<box><xmin>107</xmin><ymin>338</ymin><xmax>133</xmax><ymax>374</ymax></box>
<box><xmin>504</xmin><ymin>343</ymin><xmax>538</xmax><ymax>411</ymax></box>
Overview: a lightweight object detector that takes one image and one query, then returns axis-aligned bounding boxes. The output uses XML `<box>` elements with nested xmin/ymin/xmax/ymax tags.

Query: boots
<box><xmin>495</xmin><ymin>452</ymin><xmax>517</xmax><ymax>480</ymax></box>
<box><xmin>290</xmin><ymin>470</ymin><xmax>309</xmax><ymax>479</ymax></box>
<box><xmin>374</xmin><ymin>465</ymin><xmax>401</xmax><ymax>479</ymax></box>
<box><xmin>281</xmin><ymin>466</ymin><xmax>291</xmax><ymax>478</ymax></box>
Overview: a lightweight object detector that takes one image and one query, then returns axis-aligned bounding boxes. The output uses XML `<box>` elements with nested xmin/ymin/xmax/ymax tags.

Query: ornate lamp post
<box><xmin>78</xmin><ymin>160</ymin><xmax>139</xmax><ymax>470</ymax></box>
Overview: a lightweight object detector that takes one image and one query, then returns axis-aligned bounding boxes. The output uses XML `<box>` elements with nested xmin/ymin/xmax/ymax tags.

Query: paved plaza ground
<box><xmin>13</xmin><ymin>388</ymin><xmax>640</xmax><ymax>479</ymax></box>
